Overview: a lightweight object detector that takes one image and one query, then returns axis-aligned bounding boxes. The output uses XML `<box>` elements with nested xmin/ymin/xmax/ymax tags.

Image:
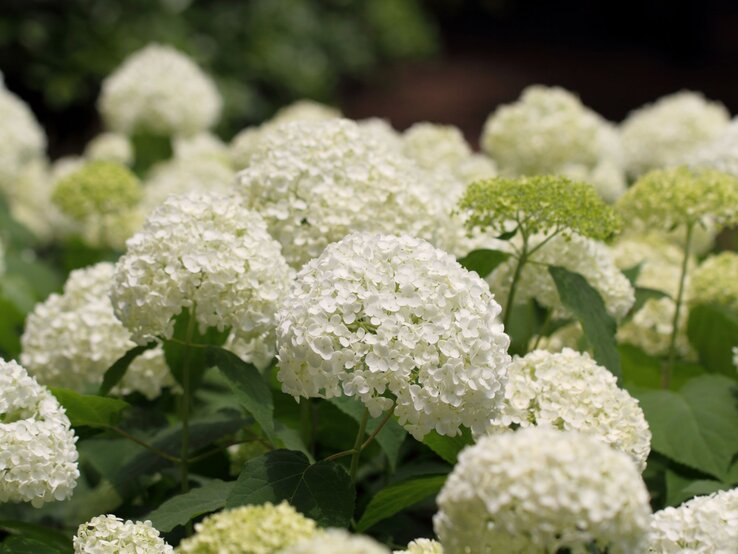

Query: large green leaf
<box><xmin>630</xmin><ymin>287</ymin><xmax>670</xmax><ymax>318</ymax></box>
<box><xmin>549</xmin><ymin>266</ymin><xmax>621</xmax><ymax>380</ymax></box>
<box><xmin>99</xmin><ymin>342</ymin><xmax>158</xmax><ymax>396</ymax></box>
<box><xmin>421</xmin><ymin>429</ymin><xmax>473</xmax><ymax>465</ymax></box>
<box><xmin>457</xmin><ymin>249</ymin><xmax>509</xmax><ymax>278</ymax></box>
<box><xmin>687</xmin><ymin>303</ymin><xmax>738</xmax><ymax>378</ymax></box>
<box><xmin>665</xmin><ymin>471</ymin><xmax>730</xmax><ymax>507</ymax></box>
<box><xmin>355</xmin><ymin>474</ymin><xmax>446</xmax><ymax>532</ymax></box>
<box><xmin>227</xmin><ymin>449</ymin><xmax>354</xmax><ymax>527</ymax></box>
<box><xmin>50</xmin><ymin>388</ymin><xmax>128</xmax><ymax>428</ymax></box>
<box><xmin>147</xmin><ymin>480</ymin><xmax>235</xmax><ymax>532</ymax></box>
<box><xmin>0</xmin><ymin>521</ymin><xmax>71</xmax><ymax>553</ymax></box>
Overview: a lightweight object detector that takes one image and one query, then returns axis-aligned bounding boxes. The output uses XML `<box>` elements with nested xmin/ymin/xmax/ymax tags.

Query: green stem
<box><xmin>110</xmin><ymin>427</ymin><xmax>179</xmax><ymax>464</ymax></box>
<box><xmin>349</xmin><ymin>409</ymin><xmax>370</xmax><ymax>484</ymax></box>
<box><xmin>663</xmin><ymin>224</ymin><xmax>693</xmax><ymax>389</ymax></box>
<box><xmin>180</xmin><ymin>312</ymin><xmax>197</xmax><ymax>495</ymax></box>
<box><xmin>502</xmin><ymin>238</ymin><xmax>528</xmax><ymax>330</ymax></box>
<box><xmin>530</xmin><ymin>309</ymin><xmax>553</xmax><ymax>353</ymax></box>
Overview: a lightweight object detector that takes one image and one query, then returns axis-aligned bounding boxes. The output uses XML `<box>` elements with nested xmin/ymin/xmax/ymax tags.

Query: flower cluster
<box><xmin>99</xmin><ymin>43</ymin><xmax>222</xmax><ymax>136</ymax></box>
<box><xmin>0</xmin><ymin>359</ymin><xmax>79</xmax><ymax>507</ymax></box>
<box><xmin>648</xmin><ymin>488</ymin><xmax>738</xmax><ymax>552</ymax></box>
<box><xmin>434</xmin><ymin>428</ymin><xmax>652</xmax><ymax>554</ymax></box>
<box><xmin>689</xmin><ymin>118</ymin><xmax>738</xmax><ymax>177</ymax></box>
<box><xmin>393</xmin><ymin>539</ymin><xmax>443</xmax><ymax>554</ymax></box>
<box><xmin>111</xmin><ymin>192</ymin><xmax>292</xmax><ymax>345</ymax></box>
<box><xmin>84</xmin><ymin>132</ymin><xmax>133</xmax><ymax>165</ymax></box>
<box><xmin>278</xmin><ymin>529</ymin><xmax>390</xmax><ymax>554</ymax></box>
<box><xmin>689</xmin><ymin>251</ymin><xmax>738</xmax><ymax>311</ymax></box>
<box><xmin>21</xmin><ymin>263</ymin><xmax>171</xmax><ymax>399</ymax></box>
<box><xmin>486</xmin><ymin>348</ymin><xmax>651</xmax><ymax>470</ymax></box>
<box><xmin>621</xmin><ymin>91</ymin><xmax>729</xmax><ymax>177</ymax></box>
<box><xmin>277</xmin><ymin>233</ymin><xmax>510</xmax><ymax>439</ymax></box>
<box><xmin>177</xmin><ymin>502</ymin><xmax>318</xmax><ymax>554</ymax></box>
<box><xmin>73</xmin><ymin>515</ymin><xmax>173</xmax><ymax>553</ymax></box>
<box><xmin>235</xmin><ymin>118</ymin><xmax>440</xmax><ymax>268</ymax></box>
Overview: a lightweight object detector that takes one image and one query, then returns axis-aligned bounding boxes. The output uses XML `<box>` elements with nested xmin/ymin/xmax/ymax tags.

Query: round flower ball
<box><xmin>434</xmin><ymin>428</ymin><xmax>652</xmax><ymax>554</ymax></box>
<box><xmin>84</xmin><ymin>132</ymin><xmax>133</xmax><ymax>165</ymax></box>
<box><xmin>21</xmin><ymin>263</ymin><xmax>171</xmax><ymax>399</ymax></box>
<box><xmin>486</xmin><ymin>348</ymin><xmax>651</xmax><ymax>471</ymax></box>
<box><xmin>276</xmin><ymin>232</ymin><xmax>511</xmax><ymax>439</ymax></box>
<box><xmin>111</xmin><ymin>192</ymin><xmax>293</xmax><ymax>345</ymax></box>
<box><xmin>99</xmin><ymin>43</ymin><xmax>221</xmax><ymax>136</ymax></box>
<box><xmin>0</xmin><ymin>359</ymin><xmax>79</xmax><ymax>507</ymax></box>
<box><xmin>278</xmin><ymin>529</ymin><xmax>390</xmax><ymax>554</ymax></box>
<box><xmin>393</xmin><ymin>539</ymin><xmax>443</xmax><ymax>554</ymax></box>
<box><xmin>74</xmin><ymin>514</ymin><xmax>172</xmax><ymax>553</ymax></box>
<box><xmin>177</xmin><ymin>501</ymin><xmax>318</xmax><ymax>554</ymax></box>
<box><xmin>689</xmin><ymin>251</ymin><xmax>738</xmax><ymax>311</ymax></box>
<box><xmin>235</xmin><ymin>118</ymin><xmax>440</xmax><ymax>268</ymax></box>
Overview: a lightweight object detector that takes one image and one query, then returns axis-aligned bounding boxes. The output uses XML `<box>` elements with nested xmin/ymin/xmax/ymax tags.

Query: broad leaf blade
<box><xmin>421</xmin><ymin>429</ymin><xmax>473</xmax><ymax>465</ymax></box>
<box><xmin>457</xmin><ymin>249</ymin><xmax>509</xmax><ymax>278</ymax></box>
<box><xmin>147</xmin><ymin>480</ymin><xmax>235</xmax><ymax>531</ymax></box>
<box><xmin>50</xmin><ymin>388</ymin><xmax>128</xmax><ymax>428</ymax></box>
<box><xmin>99</xmin><ymin>342</ymin><xmax>158</xmax><ymax>396</ymax></box>
<box><xmin>687</xmin><ymin>303</ymin><xmax>738</xmax><ymax>378</ymax></box>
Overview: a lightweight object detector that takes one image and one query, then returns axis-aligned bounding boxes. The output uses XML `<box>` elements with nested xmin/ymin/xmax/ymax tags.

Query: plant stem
<box><xmin>530</xmin><ymin>309</ymin><xmax>553</xmax><ymax>353</ymax></box>
<box><xmin>349</xmin><ymin>409</ymin><xmax>369</xmax><ymax>484</ymax></box>
<box><xmin>359</xmin><ymin>404</ymin><xmax>396</xmax><ymax>450</ymax></box>
<box><xmin>109</xmin><ymin>427</ymin><xmax>179</xmax><ymax>463</ymax></box>
<box><xmin>322</xmin><ymin>403</ymin><xmax>396</xmax><ymax>464</ymax></box>
<box><xmin>180</xmin><ymin>312</ymin><xmax>197</xmax><ymax>495</ymax></box>
<box><xmin>502</xmin><ymin>237</ymin><xmax>528</xmax><ymax>330</ymax></box>
<box><xmin>663</xmin><ymin>223</ymin><xmax>693</xmax><ymax>389</ymax></box>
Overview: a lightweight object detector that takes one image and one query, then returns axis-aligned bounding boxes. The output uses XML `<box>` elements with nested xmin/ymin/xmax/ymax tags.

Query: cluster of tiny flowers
<box><xmin>401</xmin><ymin>123</ymin><xmax>488</xmax><ymax>180</ymax></box>
<box><xmin>177</xmin><ymin>502</ymin><xmax>318</xmax><ymax>554</ymax></box>
<box><xmin>21</xmin><ymin>263</ymin><xmax>171</xmax><ymax>399</ymax></box>
<box><xmin>648</xmin><ymin>488</ymin><xmax>738</xmax><ymax>553</ymax></box>
<box><xmin>434</xmin><ymin>428</ymin><xmax>652</xmax><ymax>554</ymax></box>
<box><xmin>617</xmin><ymin>166</ymin><xmax>738</xmax><ymax>232</ymax></box>
<box><xmin>173</xmin><ymin>132</ymin><xmax>230</xmax><ymax>163</ymax></box>
<box><xmin>0</xmin><ymin>359</ymin><xmax>79</xmax><ymax>507</ymax></box>
<box><xmin>111</xmin><ymin>192</ymin><xmax>293</xmax><ymax>345</ymax></box>
<box><xmin>689</xmin><ymin>118</ymin><xmax>738</xmax><ymax>177</ymax></box>
<box><xmin>689</xmin><ymin>251</ymin><xmax>738</xmax><ymax>311</ymax></box>
<box><xmin>488</xmin><ymin>233</ymin><xmax>635</xmax><ymax>320</ymax></box>
<box><xmin>99</xmin><ymin>43</ymin><xmax>221</xmax><ymax>136</ymax></box>
<box><xmin>74</xmin><ymin>515</ymin><xmax>173</xmax><ymax>553</ymax></box>
<box><xmin>393</xmin><ymin>539</ymin><xmax>443</xmax><ymax>554</ymax></box>
<box><xmin>277</xmin><ymin>233</ymin><xmax>510</xmax><ymax>439</ymax></box>
<box><xmin>485</xmin><ymin>348</ymin><xmax>651</xmax><ymax>470</ymax></box>
<box><xmin>530</xmin><ymin>321</ymin><xmax>584</xmax><ymax>353</ymax></box>
<box><xmin>235</xmin><ymin>118</ymin><xmax>441</xmax><ymax>268</ymax></box>
<box><xmin>277</xmin><ymin>529</ymin><xmax>390</xmax><ymax>554</ymax></box>
<box><xmin>84</xmin><ymin>132</ymin><xmax>133</xmax><ymax>165</ymax></box>
<box><xmin>0</xmin><ymin>83</ymin><xmax>46</xmax><ymax>195</ymax></box>
<box><xmin>620</xmin><ymin>91</ymin><xmax>729</xmax><ymax>177</ymax></box>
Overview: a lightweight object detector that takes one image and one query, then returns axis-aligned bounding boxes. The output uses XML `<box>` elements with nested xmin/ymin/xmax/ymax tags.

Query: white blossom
<box><xmin>393</xmin><ymin>539</ymin><xmax>443</xmax><ymax>554</ymax></box>
<box><xmin>74</xmin><ymin>514</ymin><xmax>173</xmax><ymax>553</ymax></box>
<box><xmin>278</xmin><ymin>529</ymin><xmax>390</xmax><ymax>554</ymax></box>
<box><xmin>84</xmin><ymin>132</ymin><xmax>133</xmax><ymax>165</ymax></box>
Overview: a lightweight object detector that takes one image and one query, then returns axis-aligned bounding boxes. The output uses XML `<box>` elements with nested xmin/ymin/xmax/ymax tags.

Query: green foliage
<box><xmin>50</xmin><ymin>389</ymin><xmax>128</xmax><ymax>428</ymax></box>
<box><xmin>421</xmin><ymin>428</ymin><xmax>473</xmax><ymax>465</ymax></box>
<box><xmin>0</xmin><ymin>521</ymin><xmax>71</xmax><ymax>553</ymax></box>
<box><xmin>456</xmin><ymin>248</ymin><xmax>510</xmax><ymax>278</ymax></box>
<box><xmin>147</xmin><ymin>480</ymin><xmax>235</xmax><ymax>532</ymax></box>
<box><xmin>99</xmin><ymin>342</ymin><xmax>158</xmax><ymax>396</ymax></box>
<box><xmin>687</xmin><ymin>303</ymin><xmax>738</xmax><ymax>378</ymax></box>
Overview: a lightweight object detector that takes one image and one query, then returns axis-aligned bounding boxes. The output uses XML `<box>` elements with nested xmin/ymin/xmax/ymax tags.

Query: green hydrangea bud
<box><xmin>51</xmin><ymin>160</ymin><xmax>141</xmax><ymax>221</ymax></box>
<box><xmin>689</xmin><ymin>251</ymin><xmax>738</xmax><ymax>311</ymax></box>
<box><xmin>459</xmin><ymin>175</ymin><xmax>620</xmax><ymax>241</ymax></box>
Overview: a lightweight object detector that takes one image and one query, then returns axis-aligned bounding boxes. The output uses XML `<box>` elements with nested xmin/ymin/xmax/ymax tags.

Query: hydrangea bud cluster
<box><xmin>689</xmin><ymin>251</ymin><xmax>738</xmax><ymax>311</ymax></box>
<box><xmin>111</xmin><ymin>193</ymin><xmax>293</xmax><ymax>345</ymax></box>
<box><xmin>393</xmin><ymin>539</ymin><xmax>443</xmax><ymax>554</ymax></box>
<box><xmin>648</xmin><ymin>488</ymin><xmax>738</xmax><ymax>553</ymax></box>
<box><xmin>485</xmin><ymin>348</ymin><xmax>651</xmax><ymax>470</ymax></box>
<box><xmin>99</xmin><ymin>43</ymin><xmax>221</xmax><ymax>136</ymax></box>
<box><xmin>277</xmin><ymin>233</ymin><xmax>510</xmax><ymax>439</ymax></box>
<box><xmin>434</xmin><ymin>428</ymin><xmax>652</xmax><ymax>554</ymax></box>
<box><xmin>235</xmin><ymin>118</ymin><xmax>441</xmax><ymax>268</ymax></box>
<box><xmin>21</xmin><ymin>263</ymin><xmax>171</xmax><ymax>399</ymax></box>
<box><xmin>74</xmin><ymin>515</ymin><xmax>173</xmax><ymax>553</ymax></box>
<box><xmin>488</xmin><ymin>233</ymin><xmax>635</xmax><ymax>320</ymax></box>
<box><xmin>0</xmin><ymin>359</ymin><xmax>79</xmax><ymax>507</ymax></box>
<box><xmin>278</xmin><ymin>529</ymin><xmax>390</xmax><ymax>554</ymax></box>
<box><xmin>177</xmin><ymin>502</ymin><xmax>318</xmax><ymax>554</ymax></box>
<box><xmin>620</xmin><ymin>91</ymin><xmax>729</xmax><ymax>177</ymax></box>
<box><xmin>84</xmin><ymin>132</ymin><xmax>133</xmax><ymax>165</ymax></box>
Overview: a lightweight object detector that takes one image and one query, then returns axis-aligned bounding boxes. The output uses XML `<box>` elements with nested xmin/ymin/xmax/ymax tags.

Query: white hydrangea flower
<box><xmin>236</xmin><ymin>119</ymin><xmax>441</xmax><ymax>268</ymax></box>
<box><xmin>434</xmin><ymin>428</ymin><xmax>652</xmax><ymax>554</ymax></box>
<box><xmin>271</xmin><ymin>100</ymin><xmax>341</xmax><ymax>125</ymax></box>
<box><xmin>112</xmin><ymin>192</ymin><xmax>293</xmax><ymax>345</ymax></box>
<box><xmin>401</xmin><ymin>123</ymin><xmax>473</xmax><ymax>175</ymax></box>
<box><xmin>99</xmin><ymin>43</ymin><xmax>221</xmax><ymax>136</ymax></box>
<box><xmin>50</xmin><ymin>155</ymin><xmax>85</xmax><ymax>181</ymax></box>
<box><xmin>733</xmin><ymin>346</ymin><xmax>738</xmax><ymax>370</ymax></box>
<box><xmin>0</xmin><ymin>359</ymin><xmax>79</xmax><ymax>507</ymax></box>
<box><xmin>276</xmin><ymin>232</ymin><xmax>510</xmax><ymax>439</ymax></box>
<box><xmin>21</xmin><ymin>263</ymin><xmax>171</xmax><ymax>399</ymax></box>
<box><xmin>0</xmin><ymin>84</ymin><xmax>46</xmax><ymax>196</ymax></box>
<box><xmin>488</xmin><ymin>233</ymin><xmax>635</xmax><ymax>321</ymax></box>
<box><xmin>74</xmin><ymin>514</ymin><xmax>173</xmax><ymax>553</ymax></box>
<box><xmin>173</xmin><ymin>132</ymin><xmax>230</xmax><ymax>164</ymax></box>
<box><xmin>689</xmin><ymin>117</ymin><xmax>738</xmax><ymax>177</ymax></box>
<box><xmin>530</xmin><ymin>321</ymin><xmax>584</xmax><ymax>353</ymax></box>
<box><xmin>559</xmin><ymin>157</ymin><xmax>627</xmax><ymax>203</ymax></box>
<box><xmin>649</xmin><ymin>488</ymin><xmax>738</xmax><ymax>553</ymax></box>
<box><xmin>279</xmin><ymin>529</ymin><xmax>390</xmax><ymax>554</ymax></box>
<box><xmin>621</xmin><ymin>91</ymin><xmax>729</xmax><ymax>177</ymax></box>
<box><xmin>485</xmin><ymin>348</ymin><xmax>651</xmax><ymax>470</ymax></box>
<box><xmin>393</xmin><ymin>538</ymin><xmax>443</xmax><ymax>554</ymax></box>
<box><xmin>356</xmin><ymin>118</ymin><xmax>403</xmax><ymax>149</ymax></box>
<box><xmin>84</xmin><ymin>132</ymin><xmax>133</xmax><ymax>165</ymax></box>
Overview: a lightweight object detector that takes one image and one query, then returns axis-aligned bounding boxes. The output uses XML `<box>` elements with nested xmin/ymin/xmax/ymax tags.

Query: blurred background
<box><xmin>2</xmin><ymin>0</ymin><xmax>738</xmax><ymax>155</ymax></box>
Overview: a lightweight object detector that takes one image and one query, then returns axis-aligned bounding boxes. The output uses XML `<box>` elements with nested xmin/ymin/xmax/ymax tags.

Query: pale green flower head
<box><xmin>51</xmin><ymin>160</ymin><xmax>141</xmax><ymax>221</ymax></box>
<box><xmin>689</xmin><ymin>251</ymin><xmax>738</xmax><ymax>311</ymax></box>
<box><xmin>459</xmin><ymin>175</ymin><xmax>621</xmax><ymax>241</ymax></box>
<box><xmin>617</xmin><ymin>166</ymin><xmax>738</xmax><ymax>232</ymax></box>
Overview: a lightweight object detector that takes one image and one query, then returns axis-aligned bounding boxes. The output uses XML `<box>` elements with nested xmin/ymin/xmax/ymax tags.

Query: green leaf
<box><xmin>496</xmin><ymin>228</ymin><xmax>518</xmax><ymax>241</ymax></box>
<box><xmin>0</xmin><ymin>274</ymin><xmax>36</xmax><ymax>314</ymax></box>
<box><xmin>206</xmin><ymin>346</ymin><xmax>275</xmax><ymax>440</ymax></box>
<box><xmin>0</xmin><ymin>536</ymin><xmax>62</xmax><ymax>554</ymax></box>
<box><xmin>227</xmin><ymin>449</ymin><xmax>354</xmax><ymax>527</ymax></box>
<box><xmin>665</xmin><ymin>471</ymin><xmax>729</xmax><ymax>507</ymax></box>
<box><xmin>329</xmin><ymin>397</ymin><xmax>407</xmax><ymax>471</ymax></box>
<box><xmin>421</xmin><ymin>428</ymin><xmax>473</xmax><ymax>465</ymax></box>
<box><xmin>50</xmin><ymin>388</ymin><xmax>128</xmax><ymax>428</ymax></box>
<box><xmin>632</xmin><ymin>375</ymin><xmax>738</xmax><ymax>481</ymax></box>
<box><xmin>622</xmin><ymin>263</ymin><xmax>642</xmax><ymax>285</ymax></box>
<box><xmin>631</xmin><ymin>287</ymin><xmax>670</xmax><ymax>317</ymax></box>
<box><xmin>0</xmin><ymin>296</ymin><xmax>23</xmax><ymax>357</ymax></box>
<box><xmin>457</xmin><ymin>249</ymin><xmax>509</xmax><ymax>278</ymax></box>
<box><xmin>687</xmin><ymin>303</ymin><xmax>738</xmax><ymax>378</ymax></box>
<box><xmin>147</xmin><ymin>480</ymin><xmax>235</xmax><ymax>532</ymax></box>
<box><xmin>355</xmin><ymin>475</ymin><xmax>446</xmax><ymax>532</ymax></box>
<box><xmin>620</xmin><ymin>344</ymin><xmax>662</xmax><ymax>389</ymax></box>
<box><xmin>99</xmin><ymin>342</ymin><xmax>158</xmax><ymax>396</ymax></box>
<box><xmin>3</xmin><ymin>251</ymin><xmax>62</xmax><ymax>300</ymax></box>
<box><xmin>549</xmin><ymin>265</ymin><xmax>621</xmax><ymax>380</ymax></box>
<box><xmin>0</xmin><ymin>521</ymin><xmax>72</xmax><ymax>553</ymax></box>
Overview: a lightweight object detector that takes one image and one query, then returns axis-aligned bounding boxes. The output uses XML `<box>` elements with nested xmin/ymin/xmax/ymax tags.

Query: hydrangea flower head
<box><xmin>177</xmin><ymin>501</ymin><xmax>318</xmax><ymax>554</ymax></box>
<box><xmin>277</xmin><ymin>232</ymin><xmax>510</xmax><ymax>439</ymax></box>
<box><xmin>0</xmin><ymin>359</ymin><xmax>79</xmax><ymax>507</ymax></box>
<box><xmin>278</xmin><ymin>529</ymin><xmax>390</xmax><ymax>554</ymax></box>
<box><xmin>401</xmin><ymin>123</ymin><xmax>473</xmax><ymax>173</ymax></box>
<box><xmin>434</xmin><ymin>428</ymin><xmax>652</xmax><ymax>554</ymax></box>
<box><xmin>486</xmin><ymin>348</ymin><xmax>651</xmax><ymax>470</ymax></box>
<box><xmin>74</xmin><ymin>515</ymin><xmax>172</xmax><ymax>553</ymax></box>
<box><xmin>688</xmin><ymin>117</ymin><xmax>738</xmax><ymax>177</ymax></box>
<box><xmin>112</xmin><ymin>192</ymin><xmax>292</xmax><ymax>345</ymax></box>
<box><xmin>99</xmin><ymin>43</ymin><xmax>221</xmax><ymax>136</ymax></box>
<box><xmin>688</xmin><ymin>251</ymin><xmax>738</xmax><ymax>311</ymax></box>
<box><xmin>393</xmin><ymin>539</ymin><xmax>443</xmax><ymax>554</ymax></box>
<box><xmin>84</xmin><ymin>132</ymin><xmax>133</xmax><ymax>165</ymax></box>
